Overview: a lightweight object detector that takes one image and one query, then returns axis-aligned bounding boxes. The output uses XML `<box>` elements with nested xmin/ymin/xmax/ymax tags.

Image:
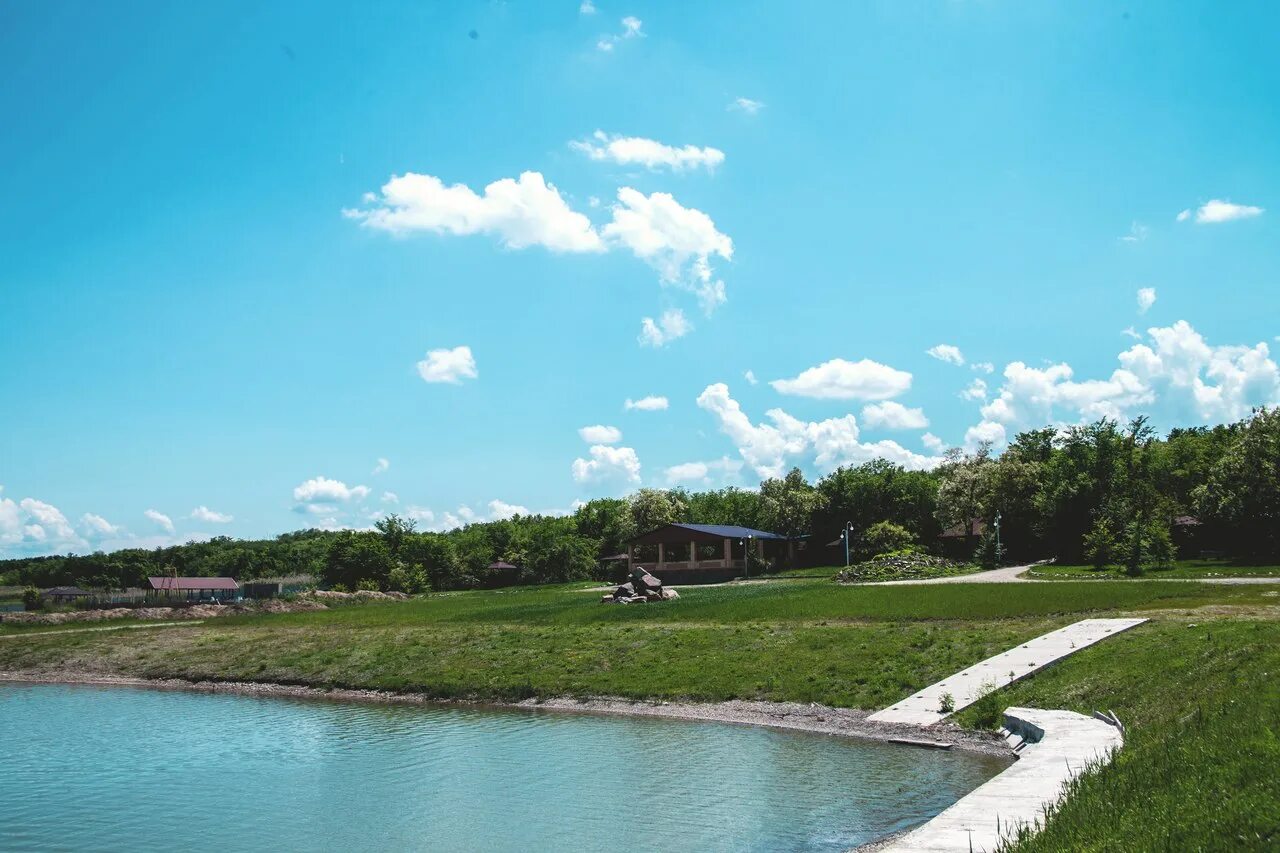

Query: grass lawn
<box><xmin>1029</xmin><ymin>558</ymin><xmax>1280</xmax><ymax>580</ymax></box>
<box><xmin>1</xmin><ymin>572</ymin><xmax>1277</xmax><ymax>849</ymax></box>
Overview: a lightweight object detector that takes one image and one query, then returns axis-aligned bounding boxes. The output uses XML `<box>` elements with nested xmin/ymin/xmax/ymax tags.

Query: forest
<box><xmin>3</xmin><ymin>408</ymin><xmax>1278</xmax><ymax>593</ymax></box>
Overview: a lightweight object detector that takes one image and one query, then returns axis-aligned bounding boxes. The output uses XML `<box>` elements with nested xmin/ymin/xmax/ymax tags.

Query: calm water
<box><xmin>0</xmin><ymin>684</ymin><xmax>1003</xmax><ymax>852</ymax></box>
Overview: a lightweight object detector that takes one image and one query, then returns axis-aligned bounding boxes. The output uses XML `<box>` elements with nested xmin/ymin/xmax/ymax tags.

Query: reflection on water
<box><xmin>0</xmin><ymin>684</ymin><xmax>1004</xmax><ymax>852</ymax></box>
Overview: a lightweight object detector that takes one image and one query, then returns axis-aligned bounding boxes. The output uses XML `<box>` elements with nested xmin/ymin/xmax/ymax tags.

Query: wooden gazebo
<box><xmin>623</xmin><ymin>523</ymin><xmax>795</xmax><ymax>584</ymax></box>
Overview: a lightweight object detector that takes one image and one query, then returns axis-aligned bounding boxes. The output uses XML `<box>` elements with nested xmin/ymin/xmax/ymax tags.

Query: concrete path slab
<box><xmin>879</xmin><ymin>707</ymin><xmax>1123</xmax><ymax>852</ymax></box>
<box><xmin>868</xmin><ymin>618</ymin><xmax>1146</xmax><ymax>726</ymax></box>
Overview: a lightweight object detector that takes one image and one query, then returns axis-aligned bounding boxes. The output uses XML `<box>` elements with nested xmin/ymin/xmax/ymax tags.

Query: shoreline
<box><xmin>0</xmin><ymin>669</ymin><xmax>1012</xmax><ymax>758</ymax></box>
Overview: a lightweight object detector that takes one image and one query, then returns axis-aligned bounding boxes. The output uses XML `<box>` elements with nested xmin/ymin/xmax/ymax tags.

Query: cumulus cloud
<box><xmin>960</xmin><ymin>378</ymin><xmax>988</xmax><ymax>401</ymax></box>
<box><xmin>861</xmin><ymin>401</ymin><xmax>928</xmax><ymax>430</ymax></box>
<box><xmin>597</xmin><ymin>15</ymin><xmax>643</xmax><ymax>51</ymax></box>
<box><xmin>190</xmin><ymin>506</ymin><xmax>233</xmax><ymax>524</ymax></box>
<box><xmin>696</xmin><ymin>383</ymin><xmax>936</xmax><ymax>478</ymax></box>
<box><xmin>728</xmin><ymin>97</ymin><xmax>764</xmax><ymax>115</ymax></box>
<box><xmin>971</xmin><ymin>362</ymin><xmax>995</xmax><ymax>374</ymax></box>
<box><xmin>417</xmin><ymin>346</ymin><xmax>478</xmax><ymax>384</ymax></box>
<box><xmin>926</xmin><ymin>344</ymin><xmax>965</xmax><ymax>366</ymax></box>
<box><xmin>80</xmin><ymin>512</ymin><xmax>120</xmax><ymax>539</ymax></box>
<box><xmin>571</xmin><ymin>131</ymin><xmax>724</xmax><ymax>172</ymax></box>
<box><xmin>572</xmin><ymin>445</ymin><xmax>642</xmax><ymax>485</ymax></box>
<box><xmin>487</xmin><ymin>499</ymin><xmax>529</xmax><ymax>520</ymax></box>
<box><xmin>144</xmin><ymin>509</ymin><xmax>175</xmax><ymax>533</ymax></box>
<box><xmin>579</xmin><ymin>424</ymin><xmax>623</xmax><ymax>444</ymax></box>
<box><xmin>1137</xmin><ymin>287</ymin><xmax>1157</xmax><ymax>314</ymax></box>
<box><xmin>579</xmin><ymin>0</ymin><xmax>595</xmax><ymax>13</ymax></box>
<box><xmin>744</xmin><ymin>369</ymin><xmax>758</xmax><ymax>385</ymax></box>
<box><xmin>921</xmin><ymin>433</ymin><xmax>948</xmax><ymax>453</ymax></box>
<box><xmin>345</xmin><ymin>171</ymin><xmax>603</xmax><ymax>253</ymax></box>
<box><xmin>293</xmin><ymin>477</ymin><xmax>372</xmax><ymax>504</ymax></box>
<box><xmin>771</xmin><ymin>358</ymin><xmax>912</xmax><ymax>401</ymax></box>
<box><xmin>962</xmin><ymin>320</ymin><xmax>1280</xmax><ymax>448</ymax></box>
<box><xmin>372</xmin><ymin>457</ymin><xmax>390</xmax><ymax>475</ymax></box>
<box><xmin>1178</xmin><ymin>199</ymin><xmax>1264</xmax><ymax>224</ymax></box>
<box><xmin>604</xmin><ymin>187</ymin><xmax>732</xmax><ymax>314</ymax></box>
<box><xmin>0</xmin><ymin>490</ymin><xmax>88</xmax><ymax>555</ymax></box>
<box><xmin>625</xmin><ymin>395</ymin><xmax>668</xmax><ymax>411</ymax></box>
<box><xmin>638</xmin><ymin>309</ymin><xmax>692</xmax><ymax>347</ymax></box>
<box><xmin>664</xmin><ymin>456</ymin><xmax>744</xmax><ymax>485</ymax></box>
<box><xmin>381</xmin><ymin>491</ymin><xmax>399</xmax><ymax>504</ymax></box>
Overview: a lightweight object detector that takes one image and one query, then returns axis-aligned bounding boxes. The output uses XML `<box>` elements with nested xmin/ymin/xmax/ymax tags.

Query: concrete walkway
<box><xmin>868</xmin><ymin>618</ymin><xmax>1146</xmax><ymax>726</ymax></box>
<box><xmin>879</xmin><ymin>707</ymin><xmax>1124</xmax><ymax>852</ymax></box>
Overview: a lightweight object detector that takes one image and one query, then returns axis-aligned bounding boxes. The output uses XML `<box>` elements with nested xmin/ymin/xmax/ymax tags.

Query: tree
<box><xmin>323</xmin><ymin>532</ymin><xmax>394</xmax><ymax>590</ymax></box>
<box><xmin>860</xmin><ymin>521</ymin><xmax>916</xmax><ymax>558</ymax></box>
<box><xmin>628</xmin><ymin>489</ymin><xmax>689</xmax><ymax>534</ymax></box>
<box><xmin>1195</xmin><ymin>407</ymin><xmax>1280</xmax><ymax>560</ymax></box>
<box><xmin>813</xmin><ymin>460</ymin><xmax>940</xmax><ymax>554</ymax></box>
<box><xmin>759</xmin><ymin>468</ymin><xmax>824</xmax><ymax>538</ymax></box>
<box><xmin>935</xmin><ymin>444</ymin><xmax>995</xmax><ymax>540</ymax></box>
<box><xmin>374</xmin><ymin>514</ymin><xmax>417</xmax><ymax>561</ymax></box>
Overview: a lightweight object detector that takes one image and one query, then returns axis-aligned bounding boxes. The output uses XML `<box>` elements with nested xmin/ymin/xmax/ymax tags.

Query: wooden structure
<box><xmin>43</xmin><ymin>586</ymin><xmax>93</xmax><ymax>605</ymax></box>
<box><xmin>938</xmin><ymin>517</ymin><xmax>985</xmax><ymax>559</ymax></box>
<box><xmin>481</xmin><ymin>561</ymin><xmax>521</xmax><ymax>589</ymax></box>
<box><xmin>623</xmin><ymin>523</ymin><xmax>795</xmax><ymax>584</ymax></box>
<box><xmin>146</xmin><ymin>576</ymin><xmax>239</xmax><ymax>602</ymax></box>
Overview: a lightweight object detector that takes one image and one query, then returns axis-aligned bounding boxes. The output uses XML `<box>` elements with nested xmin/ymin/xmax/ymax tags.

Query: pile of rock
<box><xmin>601</xmin><ymin>568</ymin><xmax>680</xmax><ymax>604</ymax></box>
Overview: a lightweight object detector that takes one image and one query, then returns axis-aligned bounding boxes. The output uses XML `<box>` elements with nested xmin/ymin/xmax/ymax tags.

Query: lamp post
<box><xmin>993</xmin><ymin>512</ymin><xmax>1002</xmax><ymax>562</ymax></box>
<box><xmin>739</xmin><ymin>535</ymin><xmax>754</xmax><ymax>577</ymax></box>
<box><xmin>839</xmin><ymin>521</ymin><xmax>854</xmax><ymax>566</ymax></box>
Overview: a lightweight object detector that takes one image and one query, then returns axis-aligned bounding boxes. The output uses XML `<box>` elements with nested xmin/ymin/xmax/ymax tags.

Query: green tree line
<box><xmin>4</xmin><ymin>408</ymin><xmax>1278</xmax><ymax>592</ymax></box>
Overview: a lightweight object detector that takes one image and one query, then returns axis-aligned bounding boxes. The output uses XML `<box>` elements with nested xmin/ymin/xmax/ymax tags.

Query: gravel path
<box><xmin>861</xmin><ymin>564</ymin><xmax>1280</xmax><ymax>586</ymax></box>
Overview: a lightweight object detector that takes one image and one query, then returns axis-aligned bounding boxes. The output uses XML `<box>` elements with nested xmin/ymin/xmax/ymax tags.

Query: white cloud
<box><xmin>597</xmin><ymin>15</ymin><xmax>643</xmax><ymax>51</ymax></box>
<box><xmin>664</xmin><ymin>456</ymin><xmax>744</xmax><ymax>485</ymax></box>
<box><xmin>579</xmin><ymin>0</ymin><xmax>596</xmax><ymax>13</ymax></box>
<box><xmin>572</xmin><ymin>445</ymin><xmax>642</xmax><ymax>484</ymax></box>
<box><xmin>417</xmin><ymin>345</ymin><xmax>478</xmax><ymax>384</ymax></box>
<box><xmin>1180</xmin><ymin>199</ymin><xmax>1264</xmax><ymax>224</ymax></box>
<box><xmin>728</xmin><ymin>97</ymin><xmax>764</xmax><ymax>115</ymax></box>
<box><xmin>345</xmin><ymin>171</ymin><xmax>604</xmax><ymax>253</ymax></box>
<box><xmin>579</xmin><ymin>424</ymin><xmax>623</xmax><ymax>444</ymax></box>
<box><xmin>604</xmin><ymin>187</ymin><xmax>732</xmax><ymax>313</ymax></box>
<box><xmin>487</xmin><ymin>499</ymin><xmax>529</xmax><ymax>520</ymax></box>
<box><xmin>771</xmin><ymin>358</ymin><xmax>912</xmax><ymax>401</ymax></box>
<box><xmin>638</xmin><ymin>309</ymin><xmax>692</xmax><ymax>347</ymax></box>
<box><xmin>696</xmin><ymin>383</ymin><xmax>936</xmax><ymax>478</ymax></box>
<box><xmin>571</xmin><ymin>131</ymin><xmax>725</xmax><ymax>172</ymax></box>
<box><xmin>144</xmin><ymin>509</ymin><xmax>175</xmax><ymax>534</ymax></box>
<box><xmin>960</xmin><ymin>378</ymin><xmax>988</xmax><ymax>401</ymax></box>
<box><xmin>1119</xmin><ymin>222</ymin><xmax>1149</xmax><ymax>243</ymax></box>
<box><xmin>625</xmin><ymin>395</ymin><xmax>669</xmax><ymax>411</ymax></box>
<box><xmin>965</xmin><ymin>420</ymin><xmax>1007</xmax><ymax>450</ymax></box>
<box><xmin>744</xmin><ymin>369</ymin><xmax>758</xmax><ymax>385</ymax></box>
<box><xmin>190</xmin><ymin>506</ymin><xmax>233</xmax><ymax>524</ymax></box>
<box><xmin>971</xmin><ymin>362</ymin><xmax>995</xmax><ymax>374</ymax></box>
<box><xmin>80</xmin><ymin>512</ymin><xmax>120</xmax><ymax>539</ymax></box>
<box><xmin>1123</xmin><ymin>326</ymin><xmax>1143</xmax><ymax>340</ymax></box>
<box><xmin>963</xmin><ymin>320</ymin><xmax>1280</xmax><ymax>445</ymax></box>
<box><xmin>861</xmin><ymin>401</ymin><xmax>928</xmax><ymax>430</ymax></box>
<box><xmin>293</xmin><ymin>477</ymin><xmax>372</xmax><ymax>504</ymax></box>
<box><xmin>0</xmin><ymin>490</ymin><xmax>88</xmax><ymax>555</ymax></box>
<box><xmin>381</xmin><ymin>491</ymin><xmax>399</xmax><ymax>504</ymax></box>
<box><xmin>926</xmin><ymin>344</ymin><xmax>965</xmax><ymax>366</ymax></box>
<box><xmin>1137</xmin><ymin>287</ymin><xmax>1157</xmax><ymax>314</ymax></box>
<box><xmin>921</xmin><ymin>433</ymin><xmax>947</xmax><ymax>453</ymax></box>
<box><xmin>372</xmin><ymin>457</ymin><xmax>390</xmax><ymax>475</ymax></box>
<box><xmin>405</xmin><ymin>505</ymin><xmax>434</xmax><ymax>523</ymax></box>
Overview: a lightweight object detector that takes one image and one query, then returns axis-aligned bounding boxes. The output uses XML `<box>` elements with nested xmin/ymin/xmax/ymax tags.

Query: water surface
<box><xmin>0</xmin><ymin>683</ymin><xmax>1003</xmax><ymax>851</ymax></box>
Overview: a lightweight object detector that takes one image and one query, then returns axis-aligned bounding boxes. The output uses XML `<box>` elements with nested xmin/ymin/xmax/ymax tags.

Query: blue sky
<box><xmin>3</xmin><ymin>0</ymin><xmax>1278</xmax><ymax>555</ymax></box>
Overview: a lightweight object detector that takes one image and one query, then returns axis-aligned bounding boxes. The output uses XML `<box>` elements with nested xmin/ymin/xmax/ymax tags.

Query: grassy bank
<box><xmin>1</xmin><ymin>574</ymin><xmax>1276</xmax><ymax>849</ymax></box>
<box><xmin>1029</xmin><ymin>558</ymin><xmax>1280</xmax><ymax>580</ymax></box>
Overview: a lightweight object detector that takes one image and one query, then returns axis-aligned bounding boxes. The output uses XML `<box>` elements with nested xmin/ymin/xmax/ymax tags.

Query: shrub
<box><xmin>860</xmin><ymin>521</ymin><xmax>916</xmax><ymax>558</ymax></box>
<box><xmin>975</xmin><ymin>529</ymin><xmax>1005</xmax><ymax>569</ymax></box>
<box><xmin>21</xmin><ymin>586</ymin><xmax>43</xmax><ymax>612</ymax></box>
<box><xmin>355</xmin><ymin>578</ymin><xmax>381</xmax><ymax>592</ymax></box>
<box><xmin>938</xmin><ymin>692</ymin><xmax>955</xmax><ymax>713</ymax></box>
<box><xmin>970</xmin><ymin>682</ymin><xmax>1002</xmax><ymax>730</ymax></box>
<box><xmin>1083</xmin><ymin>518</ymin><xmax>1117</xmax><ymax>569</ymax></box>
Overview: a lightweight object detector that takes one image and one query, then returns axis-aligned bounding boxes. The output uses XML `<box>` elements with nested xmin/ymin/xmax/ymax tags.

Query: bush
<box><xmin>1122</xmin><ymin>517</ymin><xmax>1174</xmax><ymax>576</ymax></box>
<box><xmin>970</xmin><ymin>682</ymin><xmax>1002</xmax><ymax>730</ymax></box>
<box><xmin>1083</xmin><ymin>518</ymin><xmax>1117</xmax><ymax>569</ymax></box>
<box><xmin>21</xmin><ymin>586</ymin><xmax>43</xmax><ymax>611</ymax></box>
<box><xmin>835</xmin><ymin>552</ymin><xmax>972</xmax><ymax>583</ymax></box>
<box><xmin>355</xmin><ymin>578</ymin><xmax>381</xmax><ymax>592</ymax></box>
<box><xmin>860</xmin><ymin>521</ymin><xmax>917</xmax><ymax>558</ymax></box>
<box><xmin>976</xmin><ymin>529</ymin><xmax>1005</xmax><ymax>569</ymax></box>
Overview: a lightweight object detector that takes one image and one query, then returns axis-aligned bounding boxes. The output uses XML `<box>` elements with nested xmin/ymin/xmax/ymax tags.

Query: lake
<box><xmin>0</xmin><ymin>683</ymin><xmax>1003</xmax><ymax>851</ymax></box>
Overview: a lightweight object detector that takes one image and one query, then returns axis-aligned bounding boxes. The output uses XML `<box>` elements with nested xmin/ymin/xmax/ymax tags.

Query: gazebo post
<box><xmin>689</xmin><ymin>541</ymin><xmax>696</xmax><ymax>568</ymax></box>
<box><xmin>627</xmin><ymin>543</ymin><xmax>634</xmax><ymax>574</ymax></box>
<box><xmin>657</xmin><ymin>542</ymin><xmax>665</xmax><ymax>569</ymax></box>
<box><xmin>723</xmin><ymin>537</ymin><xmax>732</xmax><ymax>567</ymax></box>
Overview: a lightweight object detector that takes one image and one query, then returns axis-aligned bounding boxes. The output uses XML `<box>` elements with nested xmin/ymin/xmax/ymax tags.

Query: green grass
<box><xmin>953</xmin><ymin>620</ymin><xmax>1280</xmax><ymax>851</ymax></box>
<box><xmin>1029</xmin><ymin>558</ymin><xmax>1280</xmax><ymax>580</ymax></box>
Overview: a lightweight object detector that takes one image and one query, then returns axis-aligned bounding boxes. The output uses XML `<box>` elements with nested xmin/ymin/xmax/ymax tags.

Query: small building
<box><xmin>623</xmin><ymin>523</ymin><xmax>796</xmax><ymax>584</ymax></box>
<box><xmin>481</xmin><ymin>561</ymin><xmax>521</xmax><ymax>589</ymax></box>
<box><xmin>43</xmin><ymin>586</ymin><xmax>94</xmax><ymax>605</ymax></box>
<box><xmin>938</xmin><ymin>518</ymin><xmax>985</xmax><ymax>559</ymax></box>
<box><xmin>147</xmin><ymin>576</ymin><xmax>239</xmax><ymax>602</ymax></box>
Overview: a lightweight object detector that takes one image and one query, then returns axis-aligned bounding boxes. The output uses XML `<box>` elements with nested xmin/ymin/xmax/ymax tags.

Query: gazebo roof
<box><xmin>486</xmin><ymin>561</ymin><xmax>519</xmax><ymax>570</ymax></box>
<box><xmin>628</xmin><ymin>523</ymin><xmax>789</xmax><ymax>546</ymax></box>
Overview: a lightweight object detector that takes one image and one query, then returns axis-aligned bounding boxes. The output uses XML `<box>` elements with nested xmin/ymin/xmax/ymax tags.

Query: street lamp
<box><xmin>993</xmin><ymin>512</ymin><xmax>1002</xmax><ymax>562</ymax></box>
<box><xmin>838</xmin><ymin>521</ymin><xmax>854</xmax><ymax>566</ymax></box>
<box><xmin>739</xmin><ymin>534</ymin><xmax>754</xmax><ymax>578</ymax></box>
